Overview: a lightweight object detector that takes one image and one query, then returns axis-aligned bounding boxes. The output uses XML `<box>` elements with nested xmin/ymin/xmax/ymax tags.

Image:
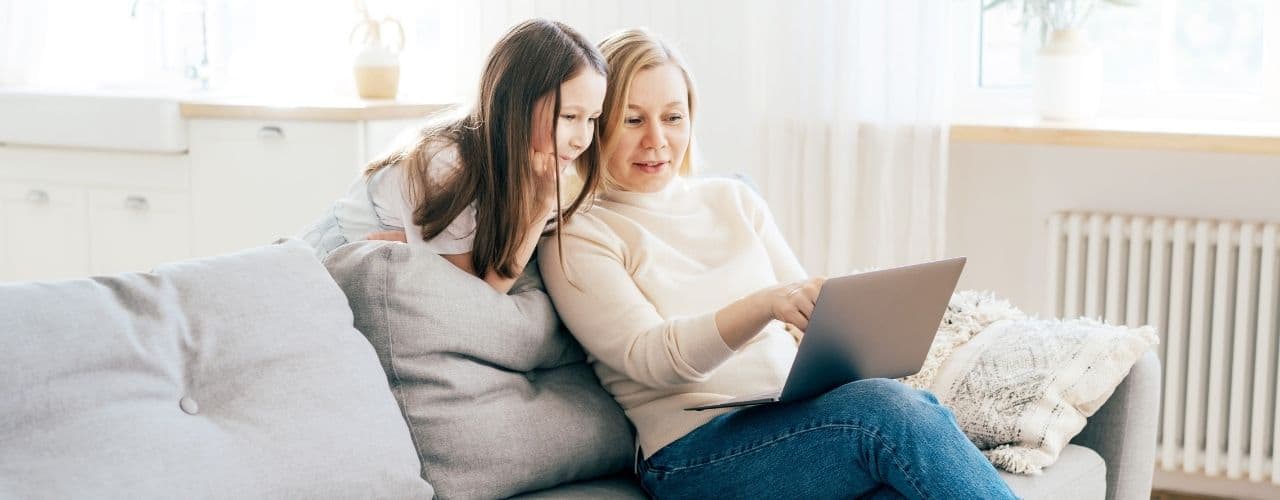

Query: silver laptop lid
<box><xmin>778</xmin><ymin>257</ymin><xmax>966</xmax><ymax>402</ymax></box>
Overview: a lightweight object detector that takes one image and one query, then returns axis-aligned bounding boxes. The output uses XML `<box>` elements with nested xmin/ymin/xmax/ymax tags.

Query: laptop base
<box><xmin>684</xmin><ymin>391</ymin><xmax>782</xmax><ymax>411</ymax></box>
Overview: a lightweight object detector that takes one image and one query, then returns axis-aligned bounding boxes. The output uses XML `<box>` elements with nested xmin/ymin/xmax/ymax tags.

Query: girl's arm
<box><xmin>438</xmin><ymin>209</ymin><xmax>548</xmax><ymax>294</ymax></box>
<box><xmin>460</xmin><ymin>151</ymin><xmax>559</xmax><ymax>294</ymax></box>
<box><xmin>365</xmin><ymin>217</ymin><xmax>546</xmax><ymax>295</ymax></box>
<box><xmin>364</xmin><ymin>152</ymin><xmax>558</xmax><ymax>294</ymax></box>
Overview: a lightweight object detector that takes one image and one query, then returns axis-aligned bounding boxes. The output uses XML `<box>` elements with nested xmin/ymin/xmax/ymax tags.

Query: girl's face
<box><xmin>605</xmin><ymin>64</ymin><xmax>690</xmax><ymax>193</ymax></box>
<box><xmin>532</xmin><ymin>69</ymin><xmax>607</xmax><ymax>171</ymax></box>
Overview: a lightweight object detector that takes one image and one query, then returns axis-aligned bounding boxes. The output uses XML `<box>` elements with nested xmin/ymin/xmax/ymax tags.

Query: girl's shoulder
<box><xmin>419</xmin><ymin>140</ymin><xmax>464</xmax><ymax>182</ymax></box>
<box><xmin>365</xmin><ymin>140</ymin><xmax>465</xmax><ymax>200</ymax></box>
<box><xmin>371</xmin><ymin>141</ymin><xmax>462</xmax><ymax>184</ymax></box>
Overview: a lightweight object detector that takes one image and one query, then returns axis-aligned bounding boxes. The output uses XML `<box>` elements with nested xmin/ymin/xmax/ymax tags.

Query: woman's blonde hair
<box><xmin>589</xmin><ymin>28</ymin><xmax>698</xmax><ymax>191</ymax></box>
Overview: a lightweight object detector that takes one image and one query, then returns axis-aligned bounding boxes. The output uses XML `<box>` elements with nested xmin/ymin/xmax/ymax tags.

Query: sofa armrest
<box><xmin>1070</xmin><ymin>350</ymin><xmax>1161</xmax><ymax>500</ymax></box>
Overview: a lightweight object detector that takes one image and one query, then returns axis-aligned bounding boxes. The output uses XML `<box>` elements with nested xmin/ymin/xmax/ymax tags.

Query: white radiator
<box><xmin>1047</xmin><ymin>211</ymin><xmax>1280</xmax><ymax>483</ymax></box>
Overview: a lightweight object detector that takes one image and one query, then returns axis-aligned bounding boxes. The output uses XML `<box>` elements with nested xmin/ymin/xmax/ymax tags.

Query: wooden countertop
<box><xmin>179</xmin><ymin>97</ymin><xmax>454</xmax><ymax>121</ymax></box>
<box><xmin>951</xmin><ymin>118</ymin><xmax>1280</xmax><ymax>155</ymax></box>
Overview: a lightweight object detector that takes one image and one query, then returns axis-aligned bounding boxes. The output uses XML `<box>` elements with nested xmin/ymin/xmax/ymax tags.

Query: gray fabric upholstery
<box><xmin>1071</xmin><ymin>351</ymin><xmax>1162</xmax><ymax>500</ymax></box>
<box><xmin>323</xmin><ymin>241</ymin><xmax>634</xmax><ymax>500</ymax></box>
<box><xmin>0</xmin><ymin>231</ymin><xmax>1159</xmax><ymax>499</ymax></box>
<box><xmin>0</xmin><ymin>239</ymin><xmax>432</xmax><ymax>500</ymax></box>
<box><xmin>510</xmin><ymin>474</ymin><xmax>648</xmax><ymax>499</ymax></box>
<box><xmin>1000</xmin><ymin>445</ymin><xmax>1107</xmax><ymax>500</ymax></box>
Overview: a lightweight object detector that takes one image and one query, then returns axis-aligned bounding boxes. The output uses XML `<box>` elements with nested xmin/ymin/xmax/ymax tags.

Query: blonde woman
<box><xmin>538</xmin><ymin>29</ymin><xmax>1016</xmax><ymax>499</ymax></box>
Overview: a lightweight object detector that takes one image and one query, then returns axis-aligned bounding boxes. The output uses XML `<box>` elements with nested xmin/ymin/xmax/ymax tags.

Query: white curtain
<box><xmin>432</xmin><ymin>0</ymin><xmax>953</xmax><ymax>276</ymax></box>
<box><xmin>741</xmin><ymin>1</ymin><xmax>953</xmax><ymax>275</ymax></box>
<box><xmin>0</xmin><ymin>0</ymin><xmax>49</xmax><ymax>85</ymax></box>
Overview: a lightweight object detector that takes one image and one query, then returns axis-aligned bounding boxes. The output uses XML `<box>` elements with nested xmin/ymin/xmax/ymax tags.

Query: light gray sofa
<box><xmin>0</xmin><ymin>240</ymin><xmax>1160</xmax><ymax>499</ymax></box>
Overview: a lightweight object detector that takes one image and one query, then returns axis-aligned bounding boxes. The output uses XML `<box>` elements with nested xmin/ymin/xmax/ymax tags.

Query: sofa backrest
<box><xmin>0</xmin><ymin>239</ymin><xmax>433</xmax><ymax>500</ymax></box>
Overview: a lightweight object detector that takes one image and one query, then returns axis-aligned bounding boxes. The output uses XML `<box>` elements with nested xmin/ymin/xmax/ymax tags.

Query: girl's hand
<box><xmin>365</xmin><ymin>230</ymin><xmax>408</xmax><ymax>242</ymax></box>
<box><xmin>530</xmin><ymin>150</ymin><xmax>561</xmax><ymax>216</ymax></box>
<box><xmin>758</xmin><ymin>277</ymin><xmax>825</xmax><ymax>331</ymax></box>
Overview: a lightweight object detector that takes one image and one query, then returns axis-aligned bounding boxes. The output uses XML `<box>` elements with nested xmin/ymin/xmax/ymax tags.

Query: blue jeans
<box><xmin>638</xmin><ymin>378</ymin><xmax>1017</xmax><ymax>499</ymax></box>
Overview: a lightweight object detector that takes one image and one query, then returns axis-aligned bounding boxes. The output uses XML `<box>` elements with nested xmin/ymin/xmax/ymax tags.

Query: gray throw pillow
<box><xmin>322</xmin><ymin>241</ymin><xmax>634</xmax><ymax>500</ymax></box>
<box><xmin>0</xmin><ymin>239</ymin><xmax>433</xmax><ymax>500</ymax></box>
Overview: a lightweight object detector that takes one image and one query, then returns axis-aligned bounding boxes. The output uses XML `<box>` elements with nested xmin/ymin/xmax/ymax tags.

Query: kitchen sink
<box><xmin>0</xmin><ymin>86</ymin><xmax>193</xmax><ymax>153</ymax></box>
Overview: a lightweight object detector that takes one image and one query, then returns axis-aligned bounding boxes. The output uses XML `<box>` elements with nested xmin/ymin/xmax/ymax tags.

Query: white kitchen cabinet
<box><xmin>188</xmin><ymin>117</ymin><xmax>422</xmax><ymax>258</ymax></box>
<box><xmin>88</xmin><ymin>188</ymin><xmax>191</xmax><ymax>276</ymax></box>
<box><xmin>0</xmin><ymin>182</ymin><xmax>90</xmax><ymax>281</ymax></box>
<box><xmin>189</xmin><ymin>119</ymin><xmax>363</xmax><ymax>257</ymax></box>
<box><xmin>0</xmin><ymin>102</ymin><xmax>430</xmax><ymax>283</ymax></box>
<box><xmin>0</xmin><ymin>145</ymin><xmax>189</xmax><ymax>283</ymax></box>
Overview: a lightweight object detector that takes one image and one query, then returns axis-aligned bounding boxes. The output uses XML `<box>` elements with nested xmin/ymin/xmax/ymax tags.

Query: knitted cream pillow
<box><xmin>899</xmin><ymin>290</ymin><xmax>1026</xmax><ymax>390</ymax></box>
<box><xmin>928</xmin><ymin>317</ymin><xmax>1158</xmax><ymax>474</ymax></box>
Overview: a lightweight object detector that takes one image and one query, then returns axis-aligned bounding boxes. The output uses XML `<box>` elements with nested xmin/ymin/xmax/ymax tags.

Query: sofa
<box><xmin>0</xmin><ymin>239</ymin><xmax>1160</xmax><ymax>499</ymax></box>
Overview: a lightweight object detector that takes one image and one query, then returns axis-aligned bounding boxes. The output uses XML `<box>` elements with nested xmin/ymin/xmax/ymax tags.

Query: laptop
<box><xmin>685</xmin><ymin>257</ymin><xmax>966</xmax><ymax>411</ymax></box>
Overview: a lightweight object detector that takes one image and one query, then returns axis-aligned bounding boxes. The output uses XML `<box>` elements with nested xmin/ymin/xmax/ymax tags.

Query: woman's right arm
<box><xmin>537</xmin><ymin>226</ymin><xmax>823</xmax><ymax>387</ymax></box>
<box><xmin>714</xmin><ymin>277</ymin><xmax>823</xmax><ymax>350</ymax></box>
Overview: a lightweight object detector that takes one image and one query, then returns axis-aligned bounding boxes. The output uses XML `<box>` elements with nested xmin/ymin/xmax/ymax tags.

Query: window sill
<box><xmin>949</xmin><ymin>118</ymin><xmax>1280</xmax><ymax>156</ymax></box>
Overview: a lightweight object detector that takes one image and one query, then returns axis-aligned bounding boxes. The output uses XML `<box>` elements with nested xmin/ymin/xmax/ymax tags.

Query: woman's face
<box><xmin>532</xmin><ymin>69</ymin><xmax>606</xmax><ymax>171</ymax></box>
<box><xmin>606</xmin><ymin>64</ymin><xmax>690</xmax><ymax>193</ymax></box>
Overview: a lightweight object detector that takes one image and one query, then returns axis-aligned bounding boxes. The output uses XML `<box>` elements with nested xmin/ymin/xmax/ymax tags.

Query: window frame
<box><xmin>950</xmin><ymin>0</ymin><xmax>1280</xmax><ymax>123</ymax></box>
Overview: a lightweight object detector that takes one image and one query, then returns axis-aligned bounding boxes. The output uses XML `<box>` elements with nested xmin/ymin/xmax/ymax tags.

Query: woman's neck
<box><xmin>603</xmin><ymin>176</ymin><xmax>687</xmax><ymax>209</ymax></box>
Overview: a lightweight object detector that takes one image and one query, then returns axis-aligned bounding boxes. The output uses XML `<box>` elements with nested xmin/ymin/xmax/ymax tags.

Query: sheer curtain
<box><xmin>433</xmin><ymin>0</ymin><xmax>952</xmax><ymax>276</ymax></box>
<box><xmin>0</xmin><ymin>0</ymin><xmax>49</xmax><ymax>85</ymax></box>
<box><xmin>741</xmin><ymin>1</ymin><xmax>953</xmax><ymax>274</ymax></box>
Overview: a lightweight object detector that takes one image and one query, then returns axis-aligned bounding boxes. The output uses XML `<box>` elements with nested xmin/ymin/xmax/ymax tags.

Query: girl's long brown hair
<box><xmin>364</xmin><ymin>19</ymin><xmax>605</xmax><ymax>279</ymax></box>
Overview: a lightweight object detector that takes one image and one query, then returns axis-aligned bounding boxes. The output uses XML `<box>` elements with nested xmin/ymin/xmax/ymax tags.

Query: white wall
<box><xmin>946</xmin><ymin>142</ymin><xmax>1280</xmax><ymax>317</ymax></box>
<box><xmin>946</xmin><ymin>141</ymin><xmax>1280</xmax><ymax>499</ymax></box>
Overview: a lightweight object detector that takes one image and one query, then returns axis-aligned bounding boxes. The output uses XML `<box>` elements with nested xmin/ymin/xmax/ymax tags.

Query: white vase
<box><xmin>353</xmin><ymin>45</ymin><xmax>401</xmax><ymax>100</ymax></box>
<box><xmin>1034</xmin><ymin>29</ymin><xmax>1102</xmax><ymax>121</ymax></box>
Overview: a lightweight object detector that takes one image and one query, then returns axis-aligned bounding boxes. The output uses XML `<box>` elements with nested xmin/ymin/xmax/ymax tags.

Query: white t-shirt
<box><xmin>331</xmin><ymin>143</ymin><xmax>477</xmax><ymax>255</ymax></box>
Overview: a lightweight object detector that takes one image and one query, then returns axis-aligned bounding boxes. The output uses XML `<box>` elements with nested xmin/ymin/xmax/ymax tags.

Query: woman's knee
<box><xmin>825</xmin><ymin>379</ymin><xmax>952</xmax><ymax>426</ymax></box>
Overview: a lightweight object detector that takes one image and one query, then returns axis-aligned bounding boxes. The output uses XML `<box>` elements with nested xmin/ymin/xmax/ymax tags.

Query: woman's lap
<box><xmin>639</xmin><ymin>378</ymin><xmax>1015</xmax><ymax>500</ymax></box>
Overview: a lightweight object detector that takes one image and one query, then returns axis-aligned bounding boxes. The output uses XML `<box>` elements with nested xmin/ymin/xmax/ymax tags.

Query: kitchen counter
<box><xmin>179</xmin><ymin>97</ymin><xmax>454</xmax><ymax>121</ymax></box>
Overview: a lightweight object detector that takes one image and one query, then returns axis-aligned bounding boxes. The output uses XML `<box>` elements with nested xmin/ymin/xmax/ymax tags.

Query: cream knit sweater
<box><xmin>538</xmin><ymin>176</ymin><xmax>807</xmax><ymax>458</ymax></box>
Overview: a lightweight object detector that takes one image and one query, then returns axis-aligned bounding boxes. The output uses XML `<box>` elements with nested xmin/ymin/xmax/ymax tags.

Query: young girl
<box><xmin>302</xmin><ymin>19</ymin><xmax>606</xmax><ymax>294</ymax></box>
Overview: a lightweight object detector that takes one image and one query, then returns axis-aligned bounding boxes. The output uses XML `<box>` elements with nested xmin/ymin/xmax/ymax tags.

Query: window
<box><xmin>955</xmin><ymin>0</ymin><xmax>1279</xmax><ymax>122</ymax></box>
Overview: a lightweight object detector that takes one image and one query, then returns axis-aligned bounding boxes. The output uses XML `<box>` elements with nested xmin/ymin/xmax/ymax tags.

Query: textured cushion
<box><xmin>1000</xmin><ymin>445</ymin><xmax>1107</xmax><ymax>500</ymax></box>
<box><xmin>0</xmin><ymin>239</ymin><xmax>433</xmax><ymax>500</ymax></box>
<box><xmin>930</xmin><ymin>317</ymin><xmax>1158</xmax><ymax>474</ymax></box>
<box><xmin>899</xmin><ymin>290</ymin><xmax>1027</xmax><ymax>390</ymax></box>
<box><xmin>323</xmin><ymin>241</ymin><xmax>634</xmax><ymax>500</ymax></box>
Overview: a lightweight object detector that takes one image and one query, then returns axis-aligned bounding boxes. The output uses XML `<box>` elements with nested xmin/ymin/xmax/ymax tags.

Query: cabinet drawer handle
<box><xmin>257</xmin><ymin>126</ymin><xmax>285</xmax><ymax>140</ymax></box>
<box><xmin>25</xmin><ymin>189</ymin><xmax>50</xmax><ymax>204</ymax></box>
<box><xmin>123</xmin><ymin>195</ymin><xmax>150</xmax><ymax>211</ymax></box>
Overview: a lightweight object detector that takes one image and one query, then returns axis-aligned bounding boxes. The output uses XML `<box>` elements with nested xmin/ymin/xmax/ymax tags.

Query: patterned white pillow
<box><xmin>928</xmin><ymin>317</ymin><xmax>1158</xmax><ymax>474</ymax></box>
<box><xmin>899</xmin><ymin>290</ymin><xmax>1027</xmax><ymax>390</ymax></box>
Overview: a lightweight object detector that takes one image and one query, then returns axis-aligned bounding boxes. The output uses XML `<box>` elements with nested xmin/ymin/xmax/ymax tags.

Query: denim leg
<box><xmin>861</xmin><ymin>484</ymin><xmax>908</xmax><ymax>500</ymax></box>
<box><xmin>639</xmin><ymin>378</ymin><xmax>1016</xmax><ymax>500</ymax></box>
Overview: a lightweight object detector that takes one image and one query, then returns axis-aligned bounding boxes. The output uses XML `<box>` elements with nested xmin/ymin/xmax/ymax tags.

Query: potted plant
<box><xmin>984</xmin><ymin>0</ymin><xmax>1137</xmax><ymax>121</ymax></box>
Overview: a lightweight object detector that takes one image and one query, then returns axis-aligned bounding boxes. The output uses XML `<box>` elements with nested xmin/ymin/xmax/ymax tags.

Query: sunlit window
<box><xmin>979</xmin><ymin>0</ymin><xmax>1267</xmax><ymax>96</ymax></box>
